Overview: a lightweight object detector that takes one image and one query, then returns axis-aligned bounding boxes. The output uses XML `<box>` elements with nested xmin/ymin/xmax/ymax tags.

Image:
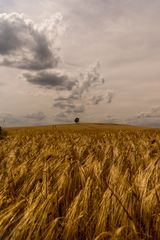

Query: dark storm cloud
<box><xmin>24</xmin><ymin>111</ymin><xmax>46</xmax><ymax>121</ymax></box>
<box><xmin>24</xmin><ymin>71</ymin><xmax>76</xmax><ymax>90</ymax></box>
<box><xmin>0</xmin><ymin>12</ymin><xmax>63</xmax><ymax>70</ymax></box>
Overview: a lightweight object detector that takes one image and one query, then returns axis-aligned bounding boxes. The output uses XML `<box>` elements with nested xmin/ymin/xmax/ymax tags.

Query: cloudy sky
<box><xmin>0</xmin><ymin>0</ymin><xmax>160</xmax><ymax>127</ymax></box>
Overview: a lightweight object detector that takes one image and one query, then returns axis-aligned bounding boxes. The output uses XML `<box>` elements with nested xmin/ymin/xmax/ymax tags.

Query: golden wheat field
<box><xmin>0</xmin><ymin>123</ymin><xmax>160</xmax><ymax>240</ymax></box>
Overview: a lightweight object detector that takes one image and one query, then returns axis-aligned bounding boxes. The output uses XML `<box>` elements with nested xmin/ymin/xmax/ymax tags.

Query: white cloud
<box><xmin>53</xmin><ymin>62</ymin><xmax>114</xmax><ymax>120</ymax></box>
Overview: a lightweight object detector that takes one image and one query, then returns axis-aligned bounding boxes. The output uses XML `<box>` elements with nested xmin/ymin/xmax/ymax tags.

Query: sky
<box><xmin>0</xmin><ymin>0</ymin><xmax>160</xmax><ymax>127</ymax></box>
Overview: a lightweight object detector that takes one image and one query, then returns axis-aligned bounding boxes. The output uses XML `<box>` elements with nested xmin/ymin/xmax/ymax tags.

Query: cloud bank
<box><xmin>135</xmin><ymin>106</ymin><xmax>160</xmax><ymax>119</ymax></box>
<box><xmin>126</xmin><ymin>106</ymin><xmax>160</xmax><ymax>128</ymax></box>
<box><xmin>0</xmin><ymin>111</ymin><xmax>47</xmax><ymax>127</ymax></box>
<box><xmin>24</xmin><ymin>111</ymin><xmax>46</xmax><ymax>121</ymax></box>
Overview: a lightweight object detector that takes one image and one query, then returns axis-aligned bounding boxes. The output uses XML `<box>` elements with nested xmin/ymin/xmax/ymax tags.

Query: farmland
<box><xmin>0</xmin><ymin>124</ymin><xmax>160</xmax><ymax>239</ymax></box>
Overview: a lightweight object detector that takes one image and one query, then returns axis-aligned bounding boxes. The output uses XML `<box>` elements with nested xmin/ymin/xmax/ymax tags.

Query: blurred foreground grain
<box><xmin>0</xmin><ymin>124</ymin><xmax>160</xmax><ymax>240</ymax></box>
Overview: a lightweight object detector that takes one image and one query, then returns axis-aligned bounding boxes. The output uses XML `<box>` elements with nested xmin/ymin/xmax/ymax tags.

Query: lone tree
<box><xmin>74</xmin><ymin>117</ymin><xmax>79</xmax><ymax>124</ymax></box>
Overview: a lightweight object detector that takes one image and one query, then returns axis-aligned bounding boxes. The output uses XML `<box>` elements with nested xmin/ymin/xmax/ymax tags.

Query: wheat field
<box><xmin>0</xmin><ymin>124</ymin><xmax>160</xmax><ymax>240</ymax></box>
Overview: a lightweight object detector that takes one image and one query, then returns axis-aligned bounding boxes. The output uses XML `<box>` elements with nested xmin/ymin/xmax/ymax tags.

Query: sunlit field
<box><xmin>0</xmin><ymin>124</ymin><xmax>160</xmax><ymax>240</ymax></box>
